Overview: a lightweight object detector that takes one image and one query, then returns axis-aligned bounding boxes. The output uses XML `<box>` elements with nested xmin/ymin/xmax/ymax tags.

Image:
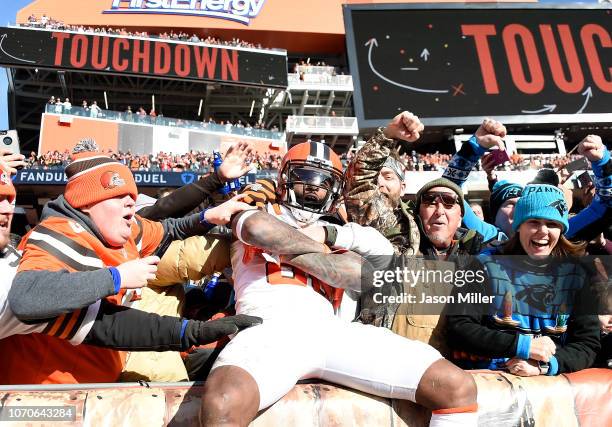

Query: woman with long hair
<box><xmin>447</xmin><ymin>183</ymin><xmax>600</xmax><ymax>376</ymax></box>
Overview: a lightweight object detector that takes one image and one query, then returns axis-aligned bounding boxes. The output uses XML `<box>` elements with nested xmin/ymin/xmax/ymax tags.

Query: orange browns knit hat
<box><xmin>0</xmin><ymin>164</ymin><xmax>16</xmax><ymax>204</ymax></box>
<box><xmin>64</xmin><ymin>138</ymin><xmax>137</xmax><ymax>209</ymax></box>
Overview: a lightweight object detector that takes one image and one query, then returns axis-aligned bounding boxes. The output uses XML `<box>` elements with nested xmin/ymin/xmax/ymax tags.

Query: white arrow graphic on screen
<box><xmin>365</xmin><ymin>38</ymin><xmax>448</xmax><ymax>94</ymax></box>
<box><xmin>576</xmin><ymin>86</ymin><xmax>592</xmax><ymax>114</ymax></box>
<box><xmin>420</xmin><ymin>48</ymin><xmax>430</xmax><ymax>61</ymax></box>
<box><xmin>521</xmin><ymin>104</ymin><xmax>557</xmax><ymax>114</ymax></box>
<box><xmin>0</xmin><ymin>34</ymin><xmax>36</xmax><ymax>63</ymax></box>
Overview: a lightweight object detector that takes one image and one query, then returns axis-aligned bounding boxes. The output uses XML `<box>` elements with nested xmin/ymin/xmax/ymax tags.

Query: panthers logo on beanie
<box><xmin>512</xmin><ymin>184</ymin><xmax>569</xmax><ymax>234</ymax></box>
<box><xmin>549</xmin><ymin>199</ymin><xmax>568</xmax><ymax>217</ymax></box>
<box><xmin>100</xmin><ymin>171</ymin><xmax>126</xmax><ymax>190</ymax></box>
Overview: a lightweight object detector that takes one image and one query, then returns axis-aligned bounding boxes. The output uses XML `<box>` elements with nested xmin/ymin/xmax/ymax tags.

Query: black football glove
<box><xmin>183</xmin><ymin>314</ymin><xmax>262</xmax><ymax>347</ymax></box>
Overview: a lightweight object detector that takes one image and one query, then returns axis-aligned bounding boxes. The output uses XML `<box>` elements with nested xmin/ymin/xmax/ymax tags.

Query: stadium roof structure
<box><xmin>1</xmin><ymin>0</ymin><xmax>610</xmax><ymax>231</ymax></box>
<box><xmin>3</xmin><ymin>0</ymin><xmax>611</xmax><ymax>154</ymax></box>
<box><xmin>6</xmin><ymin>0</ymin><xmax>370</xmax><ymax>153</ymax></box>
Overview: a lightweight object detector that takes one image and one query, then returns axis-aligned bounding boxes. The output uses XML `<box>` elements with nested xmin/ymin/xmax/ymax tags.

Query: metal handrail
<box><xmin>45</xmin><ymin>104</ymin><xmax>285</xmax><ymax>141</ymax></box>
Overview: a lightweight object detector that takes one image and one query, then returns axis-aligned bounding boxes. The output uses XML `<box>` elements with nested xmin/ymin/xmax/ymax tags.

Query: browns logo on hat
<box><xmin>64</xmin><ymin>138</ymin><xmax>137</xmax><ymax>209</ymax></box>
<box><xmin>100</xmin><ymin>171</ymin><xmax>126</xmax><ymax>190</ymax></box>
<box><xmin>0</xmin><ymin>165</ymin><xmax>16</xmax><ymax>204</ymax></box>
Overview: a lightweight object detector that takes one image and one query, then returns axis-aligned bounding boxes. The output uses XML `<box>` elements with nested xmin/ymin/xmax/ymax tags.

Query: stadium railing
<box><xmin>286</xmin><ymin>116</ymin><xmax>359</xmax><ymax>135</ymax></box>
<box><xmin>15</xmin><ymin>23</ymin><xmax>286</xmax><ymax>54</ymax></box>
<box><xmin>287</xmin><ymin>73</ymin><xmax>353</xmax><ymax>91</ymax></box>
<box><xmin>294</xmin><ymin>65</ymin><xmax>336</xmax><ymax>75</ymax></box>
<box><xmin>45</xmin><ymin>104</ymin><xmax>285</xmax><ymax>141</ymax></box>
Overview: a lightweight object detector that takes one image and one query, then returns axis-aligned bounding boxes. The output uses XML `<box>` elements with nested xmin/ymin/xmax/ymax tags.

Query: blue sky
<box><xmin>0</xmin><ymin>0</ymin><xmax>602</xmax><ymax>130</ymax></box>
<box><xmin>0</xmin><ymin>0</ymin><xmax>32</xmax><ymax>130</ymax></box>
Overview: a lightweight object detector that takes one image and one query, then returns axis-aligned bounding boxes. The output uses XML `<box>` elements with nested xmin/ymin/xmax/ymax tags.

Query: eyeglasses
<box><xmin>421</xmin><ymin>192</ymin><xmax>459</xmax><ymax>209</ymax></box>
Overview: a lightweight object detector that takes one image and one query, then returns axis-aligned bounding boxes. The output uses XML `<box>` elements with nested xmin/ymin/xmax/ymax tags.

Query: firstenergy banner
<box><xmin>103</xmin><ymin>0</ymin><xmax>267</xmax><ymax>26</ymax></box>
<box><xmin>0</xmin><ymin>27</ymin><xmax>287</xmax><ymax>88</ymax></box>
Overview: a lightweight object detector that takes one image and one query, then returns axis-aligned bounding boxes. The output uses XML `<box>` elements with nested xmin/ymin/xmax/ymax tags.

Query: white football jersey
<box><xmin>231</xmin><ymin>204</ymin><xmax>353</xmax><ymax>321</ymax></box>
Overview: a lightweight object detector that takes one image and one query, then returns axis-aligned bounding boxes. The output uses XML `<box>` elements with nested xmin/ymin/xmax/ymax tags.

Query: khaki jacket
<box><xmin>120</xmin><ymin>235</ymin><xmax>231</xmax><ymax>382</ymax></box>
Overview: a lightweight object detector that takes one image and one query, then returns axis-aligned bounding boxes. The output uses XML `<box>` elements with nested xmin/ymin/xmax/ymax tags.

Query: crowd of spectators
<box><xmin>45</xmin><ymin>96</ymin><xmax>281</xmax><ymax>135</ymax></box>
<box><xmin>292</xmin><ymin>60</ymin><xmax>349</xmax><ymax>84</ymax></box>
<box><xmin>1</xmin><ymin>117</ymin><xmax>609</xmax><ymax>402</ymax></box>
<box><xmin>399</xmin><ymin>152</ymin><xmax>454</xmax><ymax>172</ymax></box>
<box><xmin>342</xmin><ymin>149</ymin><xmax>585</xmax><ymax>173</ymax></box>
<box><xmin>23</xmin><ymin>14</ymin><xmax>270</xmax><ymax>50</ymax></box>
<box><xmin>29</xmin><ymin>146</ymin><xmax>587</xmax><ymax>175</ymax></box>
<box><xmin>27</xmin><ymin>149</ymin><xmax>283</xmax><ymax>173</ymax></box>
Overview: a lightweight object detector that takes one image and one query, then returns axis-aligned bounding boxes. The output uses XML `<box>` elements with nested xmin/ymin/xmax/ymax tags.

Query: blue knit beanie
<box><xmin>490</xmin><ymin>180</ymin><xmax>522</xmax><ymax>220</ymax></box>
<box><xmin>512</xmin><ymin>184</ymin><xmax>569</xmax><ymax>234</ymax></box>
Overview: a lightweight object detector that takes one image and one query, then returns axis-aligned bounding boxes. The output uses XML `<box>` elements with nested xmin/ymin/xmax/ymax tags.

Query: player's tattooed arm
<box><xmin>232</xmin><ymin>210</ymin><xmax>329</xmax><ymax>255</ymax></box>
<box><xmin>281</xmin><ymin>251</ymin><xmax>372</xmax><ymax>293</ymax></box>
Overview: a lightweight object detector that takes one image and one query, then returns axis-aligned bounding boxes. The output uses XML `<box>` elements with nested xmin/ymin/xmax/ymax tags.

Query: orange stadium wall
<box><xmin>17</xmin><ymin>0</ymin><xmax>536</xmax><ymax>53</ymax></box>
<box><xmin>39</xmin><ymin>114</ymin><xmax>119</xmax><ymax>155</ymax></box>
<box><xmin>39</xmin><ymin>113</ymin><xmax>286</xmax><ymax>156</ymax></box>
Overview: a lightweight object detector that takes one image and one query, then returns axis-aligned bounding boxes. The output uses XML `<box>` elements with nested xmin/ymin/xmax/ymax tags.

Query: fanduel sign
<box><xmin>13</xmin><ymin>169</ymin><xmax>261</xmax><ymax>187</ymax></box>
<box><xmin>104</xmin><ymin>0</ymin><xmax>266</xmax><ymax>25</ymax></box>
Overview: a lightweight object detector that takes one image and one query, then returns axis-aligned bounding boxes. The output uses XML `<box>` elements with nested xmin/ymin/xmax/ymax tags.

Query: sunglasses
<box><xmin>289</xmin><ymin>168</ymin><xmax>335</xmax><ymax>190</ymax></box>
<box><xmin>421</xmin><ymin>192</ymin><xmax>459</xmax><ymax>209</ymax></box>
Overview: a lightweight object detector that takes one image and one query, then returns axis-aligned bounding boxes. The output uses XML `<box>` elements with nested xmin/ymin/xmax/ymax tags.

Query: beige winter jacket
<box><xmin>120</xmin><ymin>235</ymin><xmax>231</xmax><ymax>382</ymax></box>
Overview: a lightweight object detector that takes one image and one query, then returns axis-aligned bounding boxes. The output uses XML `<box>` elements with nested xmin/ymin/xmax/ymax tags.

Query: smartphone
<box><xmin>564</xmin><ymin>157</ymin><xmax>589</xmax><ymax>173</ymax></box>
<box><xmin>577</xmin><ymin>171</ymin><xmax>594</xmax><ymax>189</ymax></box>
<box><xmin>0</xmin><ymin>130</ymin><xmax>21</xmax><ymax>155</ymax></box>
<box><xmin>490</xmin><ymin>149</ymin><xmax>510</xmax><ymax>167</ymax></box>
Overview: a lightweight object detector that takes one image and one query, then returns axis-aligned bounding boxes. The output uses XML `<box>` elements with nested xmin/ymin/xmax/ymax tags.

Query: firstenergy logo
<box><xmin>104</xmin><ymin>0</ymin><xmax>266</xmax><ymax>26</ymax></box>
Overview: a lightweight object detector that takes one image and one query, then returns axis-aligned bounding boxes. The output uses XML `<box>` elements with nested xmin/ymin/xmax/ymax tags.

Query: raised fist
<box><xmin>383</xmin><ymin>111</ymin><xmax>424</xmax><ymax>143</ymax></box>
<box><xmin>578</xmin><ymin>134</ymin><xmax>606</xmax><ymax>163</ymax></box>
<box><xmin>475</xmin><ymin>118</ymin><xmax>506</xmax><ymax>151</ymax></box>
<box><xmin>477</xmin><ymin>134</ymin><xmax>506</xmax><ymax>151</ymax></box>
<box><xmin>476</xmin><ymin>118</ymin><xmax>507</xmax><ymax>138</ymax></box>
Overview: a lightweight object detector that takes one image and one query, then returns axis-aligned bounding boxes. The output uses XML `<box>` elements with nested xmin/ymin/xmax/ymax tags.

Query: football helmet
<box><xmin>277</xmin><ymin>141</ymin><xmax>344</xmax><ymax>225</ymax></box>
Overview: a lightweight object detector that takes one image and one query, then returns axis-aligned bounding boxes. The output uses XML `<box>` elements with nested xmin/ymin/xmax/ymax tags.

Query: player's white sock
<box><xmin>429</xmin><ymin>404</ymin><xmax>478</xmax><ymax>427</ymax></box>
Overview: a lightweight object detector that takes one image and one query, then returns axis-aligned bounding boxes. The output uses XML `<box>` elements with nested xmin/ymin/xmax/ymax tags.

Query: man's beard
<box><xmin>425</xmin><ymin>231</ymin><xmax>449</xmax><ymax>248</ymax></box>
<box><xmin>381</xmin><ymin>191</ymin><xmax>400</xmax><ymax>210</ymax></box>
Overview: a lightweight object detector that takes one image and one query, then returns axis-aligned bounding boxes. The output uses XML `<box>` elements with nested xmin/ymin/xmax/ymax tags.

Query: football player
<box><xmin>200</xmin><ymin>141</ymin><xmax>479</xmax><ymax>427</ymax></box>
